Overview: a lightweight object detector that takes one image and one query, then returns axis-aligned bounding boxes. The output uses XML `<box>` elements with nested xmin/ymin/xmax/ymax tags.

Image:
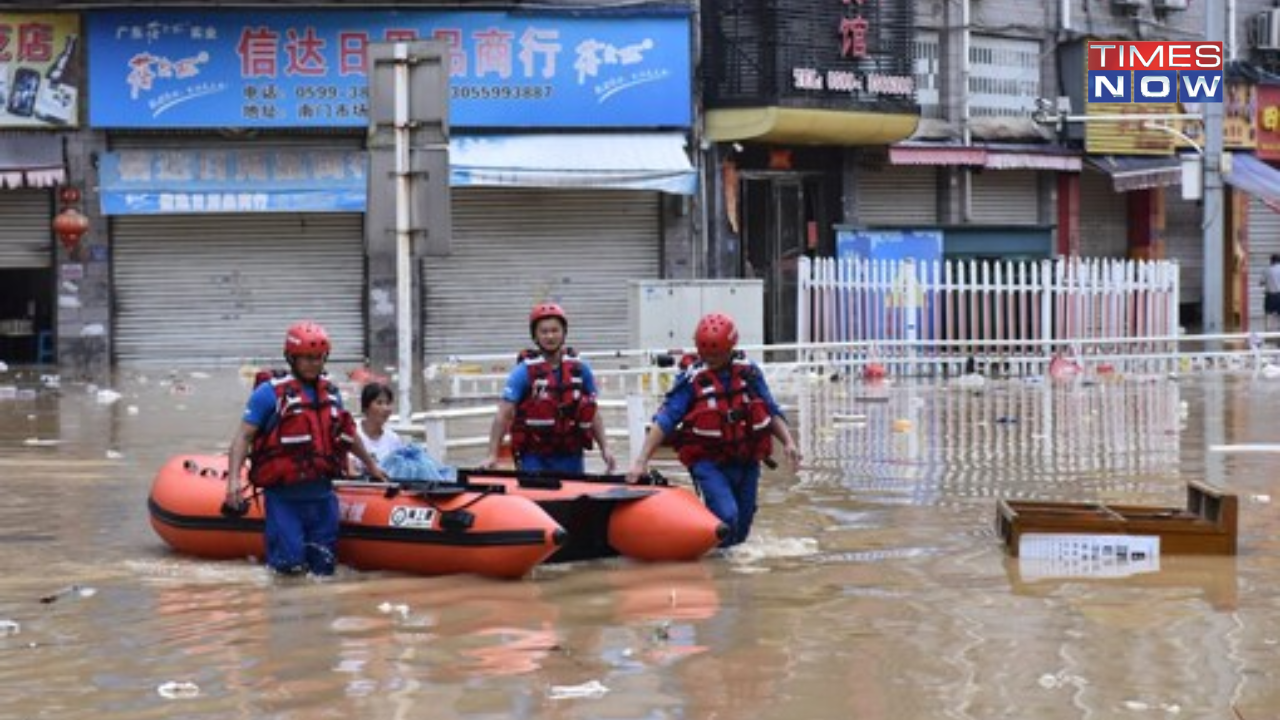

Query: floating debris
<box><xmin>157</xmin><ymin>681</ymin><xmax>201</xmax><ymax>699</ymax></box>
<box><xmin>39</xmin><ymin>585</ymin><xmax>96</xmax><ymax>604</ymax></box>
<box><xmin>0</xmin><ymin>619</ymin><xmax>19</xmax><ymax>636</ymax></box>
<box><xmin>548</xmin><ymin>680</ymin><xmax>609</xmax><ymax>700</ymax></box>
<box><xmin>377</xmin><ymin>602</ymin><xmax>410</xmax><ymax>619</ymax></box>
<box><xmin>95</xmin><ymin>389</ymin><xmax>122</xmax><ymax>405</ymax></box>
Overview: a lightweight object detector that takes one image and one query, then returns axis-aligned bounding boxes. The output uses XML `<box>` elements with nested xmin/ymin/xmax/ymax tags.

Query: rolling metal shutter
<box><xmin>422</xmin><ymin>188</ymin><xmax>661</xmax><ymax>359</ymax></box>
<box><xmin>0</xmin><ymin>189</ymin><xmax>52</xmax><ymax>268</ymax></box>
<box><xmin>1164</xmin><ymin>194</ymin><xmax>1202</xmax><ymax>304</ymax></box>
<box><xmin>1078</xmin><ymin>171</ymin><xmax>1128</xmax><ymax>258</ymax></box>
<box><xmin>855</xmin><ymin>164</ymin><xmax>937</xmax><ymax>226</ymax></box>
<box><xmin>112</xmin><ymin>213</ymin><xmax>365</xmax><ymax>366</ymax></box>
<box><xmin>969</xmin><ymin>170</ymin><xmax>1040</xmax><ymax>225</ymax></box>
<box><xmin>1247</xmin><ymin>195</ymin><xmax>1280</xmax><ymax>327</ymax></box>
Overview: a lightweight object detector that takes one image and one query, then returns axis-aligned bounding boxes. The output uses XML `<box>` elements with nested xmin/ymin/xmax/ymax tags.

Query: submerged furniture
<box><xmin>996</xmin><ymin>481</ymin><xmax>1238</xmax><ymax>556</ymax></box>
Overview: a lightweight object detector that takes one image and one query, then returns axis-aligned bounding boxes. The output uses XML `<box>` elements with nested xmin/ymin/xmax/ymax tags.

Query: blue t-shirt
<box><xmin>243</xmin><ymin>378</ymin><xmax>345</xmax><ymax>499</ymax></box>
<box><xmin>652</xmin><ymin>359</ymin><xmax>784</xmax><ymax>436</ymax></box>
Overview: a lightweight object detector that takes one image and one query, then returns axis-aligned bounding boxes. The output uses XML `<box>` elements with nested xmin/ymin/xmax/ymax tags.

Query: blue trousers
<box><xmin>263</xmin><ymin>492</ymin><xmax>340</xmax><ymax>576</ymax></box>
<box><xmin>689</xmin><ymin>460</ymin><xmax>761</xmax><ymax>547</ymax></box>
<box><xmin>518</xmin><ymin>452</ymin><xmax>585</xmax><ymax>475</ymax></box>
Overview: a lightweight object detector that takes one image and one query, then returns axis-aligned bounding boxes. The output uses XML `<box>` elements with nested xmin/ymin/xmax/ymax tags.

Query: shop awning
<box><xmin>706</xmin><ymin>107</ymin><xmax>918</xmax><ymax>145</ymax></box>
<box><xmin>100</xmin><ymin>135</ymin><xmax>696</xmax><ymax>215</ymax></box>
<box><xmin>889</xmin><ymin>144</ymin><xmax>1082</xmax><ymax>171</ymax></box>
<box><xmin>0</xmin><ymin>133</ymin><xmax>65</xmax><ymax>188</ymax></box>
<box><xmin>1086</xmin><ymin>155</ymin><xmax>1182</xmax><ymax>193</ymax></box>
<box><xmin>449</xmin><ymin>132</ymin><xmax>696</xmax><ymax>195</ymax></box>
<box><xmin>1223</xmin><ymin>153</ymin><xmax>1280</xmax><ymax>212</ymax></box>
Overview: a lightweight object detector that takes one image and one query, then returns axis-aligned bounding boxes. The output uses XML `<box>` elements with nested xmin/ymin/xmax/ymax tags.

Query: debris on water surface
<box><xmin>39</xmin><ymin>585</ymin><xmax>96</xmax><ymax>604</ymax></box>
<box><xmin>0</xmin><ymin>619</ymin><xmax>19</xmax><ymax>636</ymax></box>
<box><xmin>157</xmin><ymin>681</ymin><xmax>201</xmax><ymax>699</ymax></box>
<box><xmin>548</xmin><ymin>680</ymin><xmax>609</xmax><ymax>700</ymax></box>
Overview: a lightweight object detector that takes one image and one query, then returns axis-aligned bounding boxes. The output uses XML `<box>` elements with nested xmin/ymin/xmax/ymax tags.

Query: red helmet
<box><xmin>284</xmin><ymin>320</ymin><xmax>331</xmax><ymax>358</ymax></box>
<box><xmin>529</xmin><ymin>302</ymin><xmax>567</xmax><ymax>337</ymax></box>
<box><xmin>695</xmin><ymin>312</ymin><xmax>738</xmax><ymax>356</ymax></box>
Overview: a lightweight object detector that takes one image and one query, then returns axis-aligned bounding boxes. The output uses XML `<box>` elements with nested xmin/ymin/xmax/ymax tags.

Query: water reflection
<box><xmin>7</xmin><ymin>366</ymin><xmax>1280</xmax><ymax>718</ymax></box>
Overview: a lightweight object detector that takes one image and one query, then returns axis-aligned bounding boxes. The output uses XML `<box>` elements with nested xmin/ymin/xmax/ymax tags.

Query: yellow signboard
<box><xmin>0</xmin><ymin>14</ymin><xmax>81</xmax><ymax>128</ymax></box>
<box><xmin>1084</xmin><ymin>102</ymin><xmax>1178</xmax><ymax>155</ymax></box>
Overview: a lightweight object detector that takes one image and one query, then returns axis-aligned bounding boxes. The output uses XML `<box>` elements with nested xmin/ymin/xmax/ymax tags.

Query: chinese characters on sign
<box><xmin>0</xmin><ymin>14</ymin><xmax>81</xmax><ymax>128</ymax></box>
<box><xmin>89</xmin><ymin>11</ymin><xmax>691</xmax><ymax>128</ymax></box>
<box><xmin>99</xmin><ymin>148</ymin><xmax>367</xmax><ymax>214</ymax></box>
<box><xmin>786</xmin><ymin>1</ymin><xmax>913</xmax><ymax>98</ymax></box>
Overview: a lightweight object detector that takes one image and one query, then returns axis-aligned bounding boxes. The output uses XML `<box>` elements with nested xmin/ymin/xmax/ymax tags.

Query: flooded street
<box><xmin>2</xmin><ymin>365</ymin><xmax>1279</xmax><ymax>719</ymax></box>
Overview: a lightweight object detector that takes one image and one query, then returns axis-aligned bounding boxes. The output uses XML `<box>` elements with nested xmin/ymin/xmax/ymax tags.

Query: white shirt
<box><xmin>1265</xmin><ymin>263</ymin><xmax>1280</xmax><ymax>294</ymax></box>
<box><xmin>353</xmin><ymin>423</ymin><xmax>404</xmax><ymax>474</ymax></box>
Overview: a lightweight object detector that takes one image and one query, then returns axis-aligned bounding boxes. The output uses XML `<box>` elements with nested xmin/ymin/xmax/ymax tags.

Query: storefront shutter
<box><xmin>855</xmin><ymin>164</ymin><xmax>937</xmax><ymax>226</ymax></box>
<box><xmin>1247</xmin><ymin>195</ymin><xmax>1280</xmax><ymax>327</ymax></box>
<box><xmin>969</xmin><ymin>169</ymin><xmax>1040</xmax><ymax>225</ymax></box>
<box><xmin>1078</xmin><ymin>171</ymin><xmax>1129</xmax><ymax>258</ymax></box>
<box><xmin>112</xmin><ymin>213</ymin><xmax>365</xmax><ymax>366</ymax></box>
<box><xmin>0</xmin><ymin>189</ymin><xmax>52</xmax><ymax>268</ymax></box>
<box><xmin>1164</xmin><ymin>194</ymin><xmax>1202</xmax><ymax>305</ymax></box>
<box><xmin>422</xmin><ymin>188</ymin><xmax>661</xmax><ymax>360</ymax></box>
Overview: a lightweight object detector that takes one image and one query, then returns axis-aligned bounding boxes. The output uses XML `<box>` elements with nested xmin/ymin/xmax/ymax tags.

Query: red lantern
<box><xmin>59</xmin><ymin>186</ymin><xmax>81</xmax><ymax>205</ymax></box>
<box><xmin>53</xmin><ymin>206</ymin><xmax>89</xmax><ymax>252</ymax></box>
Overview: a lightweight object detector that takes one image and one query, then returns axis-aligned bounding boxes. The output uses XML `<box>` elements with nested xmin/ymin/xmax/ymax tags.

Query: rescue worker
<box><xmin>226</xmin><ymin>321</ymin><xmax>387</xmax><ymax>576</ymax></box>
<box><xmin>626</xmin><ymin>312</ymin><xmax>800</xmax><ymax>547</ymax></box>
<box><xmin>481</xmin><ymin>302</ymin><xmax>616</xmax><ymax>475</ymax></box>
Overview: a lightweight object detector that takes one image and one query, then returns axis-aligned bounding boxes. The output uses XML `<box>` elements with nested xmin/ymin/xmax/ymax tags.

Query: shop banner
<box><xmin>0</xmin><ymin>14</ymin><xmax>81</xmax><ymax>128</ymax></box>
<box><xmin>98</xmin><ymin>149</ymin><xmax>366</xmax><ymax>214</ymax></box>
<box><xmin>1257</xmin><ymin>85</ymin><xmax>1280</xmax><ymax>162</ymax></box>
<box><xmin>87</xmin><ymin>10</ymin><xmax>691</xmax><ymax>129</ymax></box>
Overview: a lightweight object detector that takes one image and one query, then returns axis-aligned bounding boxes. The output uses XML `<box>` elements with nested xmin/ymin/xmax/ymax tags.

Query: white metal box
<box><xmin>628</xmin><ymin>280</ymin><xmax>764</xmax><ymax>351</ymax></box>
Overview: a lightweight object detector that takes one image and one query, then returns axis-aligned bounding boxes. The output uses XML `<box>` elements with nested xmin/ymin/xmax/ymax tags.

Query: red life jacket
<box><xmin>675</xmin><ymin>354</ymin><xmax>773</xmax><ymax>466</ymax></box>
<box><xmin>248</xmin><ymin>371</ymin><xmax>356</xmax><ymax>488</ymax></box>
<box><xmin>510</xmin><ymin>348</ymin><xmax>597</xmax><ymax>456</ymax></box>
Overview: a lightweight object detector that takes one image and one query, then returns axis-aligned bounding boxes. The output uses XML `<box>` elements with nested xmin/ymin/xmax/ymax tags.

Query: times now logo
<box><xmin>1087</xmin><ymin>41</ymin><xmax>1223</xmax><ymax>103</ymax></box>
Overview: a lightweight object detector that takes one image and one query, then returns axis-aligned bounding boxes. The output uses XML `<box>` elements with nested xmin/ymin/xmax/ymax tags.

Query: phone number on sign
<box><xmin>451</xmin><ymin>85</ymin><xmax>554</xmax><ymax>100</ymax></box>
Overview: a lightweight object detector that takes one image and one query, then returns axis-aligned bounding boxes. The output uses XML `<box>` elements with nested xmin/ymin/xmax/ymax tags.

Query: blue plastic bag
<box><xmin>382</xmin><ymin>444</ymin><xmax>458</xmax><ymax>482</ymax></box>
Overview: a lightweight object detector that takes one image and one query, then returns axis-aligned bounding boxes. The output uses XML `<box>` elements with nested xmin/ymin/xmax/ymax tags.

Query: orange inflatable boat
<box><xmin>455</xmin><ymin>468</ymin><xmax>728</xmax><ymax>564</ymax></box>
<box><xmin>148</xmin><ymin>455</ymin><xmax>566</xmax><ymax>579</ymax></box>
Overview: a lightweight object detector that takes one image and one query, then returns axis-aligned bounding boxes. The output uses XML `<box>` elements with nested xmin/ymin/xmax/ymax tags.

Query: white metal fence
<box><xmin>798</xmin><ymin>256</ymin><xmax>1181</xmax><ymax>376</ymax></box>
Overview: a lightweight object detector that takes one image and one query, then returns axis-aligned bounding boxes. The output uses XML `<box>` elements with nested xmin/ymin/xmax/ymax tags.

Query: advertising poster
<box><xmin>0</xmin><ymin>14</ymin><xmax>81</xmax><ymax>128</ymax></box>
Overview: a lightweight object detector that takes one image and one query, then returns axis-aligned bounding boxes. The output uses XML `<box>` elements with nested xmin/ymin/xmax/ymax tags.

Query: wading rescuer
<box><xmin>226</xmin><ymin>321</ymin><xmax>387</xmax><ymax>576</ymax></box>
<box><xmin>626</xmin><ymin>312</ymin><xmax>801</xmax><ymax>547</ymax></box>
<box><xmin>481</xmin><ymin>302</ymin><xmax>616</xmax><ymax>475</ymax></box>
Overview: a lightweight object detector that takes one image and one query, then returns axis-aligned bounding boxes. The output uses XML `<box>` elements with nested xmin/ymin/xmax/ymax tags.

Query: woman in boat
<box><xmin>350</xmin><ymin>381</ymin><xmax>405</xmax><ymax>476</ymax></box>
<box><xmin>480</xmin><ymin>302</ymin><xmax>616</xmax><ymax>475</ymax></box>
<box><xmin>625</xmin><ymin>312</ymin><xmax>801</xmax><ymax>547</ymax></box>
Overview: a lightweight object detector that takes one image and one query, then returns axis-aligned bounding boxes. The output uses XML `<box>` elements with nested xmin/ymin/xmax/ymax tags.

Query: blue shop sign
<box><xmin>98</xmin><ymin>149</ymin><xmax>367</xmax><ymax>214</ymax></box>
<box><xmin>87</xmin><ymin>10</ymin><xmax>691</xmax><ymax>129</ymax></box>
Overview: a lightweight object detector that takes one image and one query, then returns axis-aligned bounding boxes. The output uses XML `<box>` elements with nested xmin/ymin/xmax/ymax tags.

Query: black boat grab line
<box><xmin>455</xmin><ymin>467</ymin><xmax>670</xmax><ymax>489</ymax></box>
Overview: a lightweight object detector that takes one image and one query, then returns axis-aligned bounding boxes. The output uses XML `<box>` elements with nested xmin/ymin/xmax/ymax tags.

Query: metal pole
<box><xmin>1203</xmin><ymin>6</ymin><xmax>1226</xmax><ymax>344</ymax></box>
<box><xmin>393</xmin><ymin>43</ymin><xmax>414</xmax><ymax>421</ymax></box>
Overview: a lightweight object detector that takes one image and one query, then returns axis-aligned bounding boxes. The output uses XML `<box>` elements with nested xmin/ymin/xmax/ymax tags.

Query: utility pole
<box><xmin>1203</xmin><ymin>3</ymin><xmax>1226</xmax><ymax>344</ymax></box>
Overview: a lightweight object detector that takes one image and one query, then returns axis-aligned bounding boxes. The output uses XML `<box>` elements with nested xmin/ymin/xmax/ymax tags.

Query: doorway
<box><xmin>740</xmin><ymin>173</ymin><xmax>825</xmax><ymax>345</ymax></box>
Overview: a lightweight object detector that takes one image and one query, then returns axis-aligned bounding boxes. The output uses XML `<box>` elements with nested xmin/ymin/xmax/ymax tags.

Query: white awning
<box><xmin>449</xmin><ymin>132</ymin><xmax>697</xmax><ymax>195</ymax></box>
<box><xmin>0</xmin><ymin>133</ymin><xmax>64</xmax><ymax>189</ymax></box>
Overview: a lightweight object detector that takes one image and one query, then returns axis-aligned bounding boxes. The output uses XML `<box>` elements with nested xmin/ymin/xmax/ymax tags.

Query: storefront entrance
<box><xmin>740</xmin><ymin>173</ymin><xmax>825</xmax><ymax>345</ymax></box>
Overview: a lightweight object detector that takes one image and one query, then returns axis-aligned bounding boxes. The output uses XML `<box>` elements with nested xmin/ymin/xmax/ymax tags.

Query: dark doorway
<box><xmin>0</xmin><ymin>267</ymin><xmax>53</xmax><ymax>364</ymax></box>
<box><xmin>740</xmin><ymin>173</ymin><xmax>825</xmax><ymax>345</ymax></box>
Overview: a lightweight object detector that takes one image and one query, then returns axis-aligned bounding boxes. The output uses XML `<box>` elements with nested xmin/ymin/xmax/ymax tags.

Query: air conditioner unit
<box><xmin>1252</xmin><ymin>9</ymin><xmax>1280</xmax><ymax>51</ymax></box>
<box><xmin>1110</xmin><ymin>0</ymin><xmax>1146</xmax><ymax>9</ymax></box>
<box><xmin>1152</xmin><ymin>0</ymin><xmax>1189</xmax><ymax>10</ymax></box>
